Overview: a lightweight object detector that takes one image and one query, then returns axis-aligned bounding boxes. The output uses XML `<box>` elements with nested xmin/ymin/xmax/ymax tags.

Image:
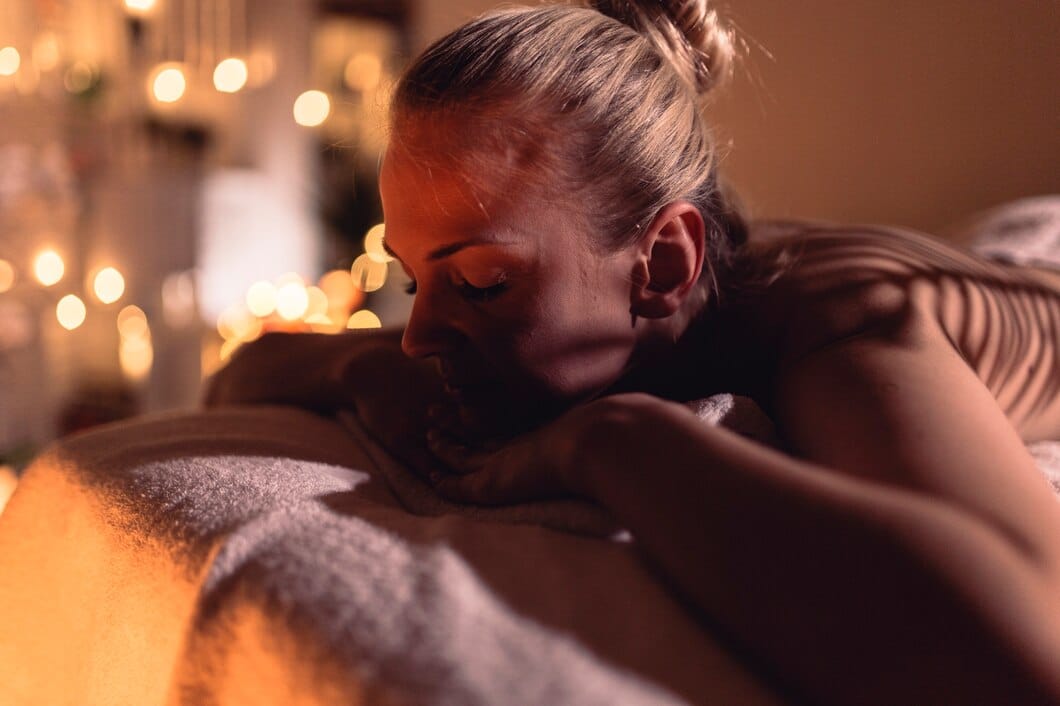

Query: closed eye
<box><xmin>401</xmin><ymin>279</ymin><xmax>509</xmax><ymax>303</ymax></box>
<box><xmin>457</xmin><ymin>280</ymin><xmax>508</xmax><ymax>302</ymax></box>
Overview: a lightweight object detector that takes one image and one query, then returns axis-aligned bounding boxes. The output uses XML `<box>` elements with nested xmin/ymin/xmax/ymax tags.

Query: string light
<box><xmin>56</xmin><ymin>294</ymin><xmax>86</xmax><ymax>330</ymax></box>
<box><xmin>344</xmin><ymin>53</ymin><xmax>382</xmax><ymax>93</ymax></box>
<box><xmin>213</xmin><ymin>57</ymin><xmax>248</xmax><ymax>93</ymax></box>
<box><xmin>245</xmin><ymin>280</ymin><xmax>278</xmax><ymax>317</ymax></box>
<box><xmin>319</xmin><ymin>269</ymin><xmax>359</xmax><ymax>311</ymax></box>
<box><xmin>350</xmin><ymin>253</ymin><xmax>387</xmax><ymax>292</ymax></box>
<box><xmin>216</xmin><ymin>305</ymin><xmax>258</xmax><ymax>341</ymax></box>
<box><xmin>0</xmin><ymin>47</ymin><xmax>20</xmax><ymax>76</ymax></box>
<box><xmin>92</xmin><ymin>267</ymin><xmax>125</xmax><ymax>304</ymax></box>
<box><xmin>293</xmin><ymin>90</ymin><xmax>330</xmax><ymax>127</ymax></box>
<box><xmin>123</xmin><ymin>0</ymin><xmax>157</xmax><ymax>15</ymax></box>
<box><xmin>63</xmin><ymin>61</ymin><xmax>96</xmax><ymax>94</ymax></box>
<box><xmin>347</xmin><ymin>310</ymin><xmax>382</xmax><ymax>329</ymax></box>
<box><xmin>32</xmin><ymin>33</ymin><xmax>60</xmax><ymax>71</ymax></box>
<box><xmin>304</xmin><ymin>286</ymin><xmax>329</xmax><ymax>319</ymax></box>
<box><xmin>275</xmin><ymin>282</ymin><xmax>309</xmax><ymax>320</ymax></box>
<box><xmin>0</xmin><ymin>260</ymin><xmax>14</xmax><ymax>293</ymax></box>
<box><xmin>33</xmin><ymin>250</ymin><xmax>64</xmax><ymax>286</ymax></box>
<box><xmin>117</xmin><ymin>305</ymin><xmax>149</xmax><ymax>339</ymax></box>
<box><xmin>119</xmin><ymin>335</ymin><xmax>153</xmax><ymax>381</ymax></box>
<box><xmin>150</xmin><ymin>64</ymin><xmax>187</xmax><ymax>103</ymax></box>
<box><xmin>364</xmin><ymin>223</ymin><xmax>392</xmax><ymax>263</ymax></box>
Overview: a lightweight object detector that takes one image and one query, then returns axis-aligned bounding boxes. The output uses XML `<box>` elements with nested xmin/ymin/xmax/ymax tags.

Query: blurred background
<box><xmin>0</xmin><ymin>0</ymin><xmax>1057</xmax><ymax>488</ymax></box>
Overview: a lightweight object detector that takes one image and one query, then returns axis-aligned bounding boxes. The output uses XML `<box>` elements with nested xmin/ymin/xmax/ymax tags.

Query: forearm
<box><xmin>202</xmin><ymin>328</ymin><xmax>404</xmax><ymax>412</ymax></box>
<box><xmin>579</xmin><ymin>395</ymin><xmax>1060</xmax><ymax>705</ymax></box>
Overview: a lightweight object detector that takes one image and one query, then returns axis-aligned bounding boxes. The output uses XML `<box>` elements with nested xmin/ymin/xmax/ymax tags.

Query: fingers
<box><xmin>425</xmin><ymin>427</ymin><xmax>489</xmax><ymax>475</ymax></box>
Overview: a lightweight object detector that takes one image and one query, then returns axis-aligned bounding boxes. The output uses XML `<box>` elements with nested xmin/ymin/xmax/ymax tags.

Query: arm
<box><xmin>202</xmin><ymin>328</ymin><xmax>404</xmax><ymax>411</ymax></box>
<box><xmin>204</xmin><ymin>328</ymin><xmax>450</xmax><ymax>475</ymax></box>
<box><xmin>575</xmin><ymin>320</ymin><xmax>1060</xmax><ymax>704</ymax></box>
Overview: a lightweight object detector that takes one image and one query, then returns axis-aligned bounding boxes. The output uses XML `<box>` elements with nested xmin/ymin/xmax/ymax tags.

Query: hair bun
<box><xmin>589</xmin><ymin>0</ymin><xmax>736</xmax><ymax>96</ymax></box>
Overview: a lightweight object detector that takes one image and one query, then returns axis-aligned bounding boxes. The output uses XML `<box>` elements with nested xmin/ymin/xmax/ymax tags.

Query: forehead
<box><xmin>379</xmin><ymin>143</ymin><xmax>529</xmax><ymax>250</ymax></box>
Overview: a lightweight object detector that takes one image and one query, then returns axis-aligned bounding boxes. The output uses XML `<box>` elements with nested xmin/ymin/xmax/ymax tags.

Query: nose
<box><xmin>400</xmin><ymin>291</ymin><xmax>456</xmax><ymax>360</ymax></box>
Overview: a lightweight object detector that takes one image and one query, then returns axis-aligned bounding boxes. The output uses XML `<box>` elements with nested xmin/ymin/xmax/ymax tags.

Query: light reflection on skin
<box><xmin>378</xmin><ymin>140</ymin><xmax>652</xmax><ymax>440</ymax></box>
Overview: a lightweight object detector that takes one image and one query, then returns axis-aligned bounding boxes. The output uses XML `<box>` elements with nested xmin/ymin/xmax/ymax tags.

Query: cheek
<box><xmin>486</xmin><ymin>287</ymin><xmax>634</xmax><ymax>399</ymax></box>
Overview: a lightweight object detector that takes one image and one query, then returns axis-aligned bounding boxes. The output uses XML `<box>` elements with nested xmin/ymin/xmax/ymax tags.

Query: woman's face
<box><xmin>379</xmin><ymin>142</ymin><xmax>640</xmax><ymax>437</ymax></box>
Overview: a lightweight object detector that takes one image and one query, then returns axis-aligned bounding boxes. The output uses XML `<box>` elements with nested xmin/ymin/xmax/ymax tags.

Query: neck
<box><xmin>606</xmin><ymin>285</ymin><xmax>735</xmax><ymax>403</ymax></box>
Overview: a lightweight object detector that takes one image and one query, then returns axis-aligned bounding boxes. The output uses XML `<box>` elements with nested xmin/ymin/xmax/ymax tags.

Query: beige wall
<box><xmin>411</xmin><ymin>0</ymin><xmax>1059</xmax><ymax>237</ymax></box>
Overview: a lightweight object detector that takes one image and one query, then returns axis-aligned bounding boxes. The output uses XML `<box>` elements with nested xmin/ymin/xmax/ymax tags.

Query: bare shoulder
<box><xmin>749</xmin><ymin>222</ymin><xmax>1060</xmax><ymax>440</ymax></box>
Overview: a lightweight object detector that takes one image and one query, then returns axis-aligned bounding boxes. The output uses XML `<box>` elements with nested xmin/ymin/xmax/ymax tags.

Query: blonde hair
<box><xmin>391</xmin><ymin>1</ymin><xmax>749</xmax><ymax>302</ymax></box>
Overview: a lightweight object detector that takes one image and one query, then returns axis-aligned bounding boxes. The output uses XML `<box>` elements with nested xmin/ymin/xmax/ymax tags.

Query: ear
<box><xmin>629</xmin><ymin>201</ymin><xmax>706</xmax><ymax>319</ymax></box>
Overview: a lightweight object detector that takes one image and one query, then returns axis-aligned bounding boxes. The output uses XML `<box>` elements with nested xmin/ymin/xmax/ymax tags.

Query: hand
<box><xmin>424</xmin><ymin>396</ymin><xmax>625</xmax><ymax>506</ymax></box>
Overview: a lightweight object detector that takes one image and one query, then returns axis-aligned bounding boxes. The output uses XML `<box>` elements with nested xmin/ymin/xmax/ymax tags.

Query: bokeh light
<box><xmin>319</xmin><ymin>269</ymin><xmax>360</xmax><ymax>311</ymax></box>
<box><xmin>151</xmin><ymin>64</ymin><xmax>187</xmax><ymax>103</ymax></box>
<box><xmin>344</xmin><ymin>53</ymin><xmax>382</xmax><ymax>93</ymax></box>
<box><xmin>364</xmin><ymin>223</ymin><xmax>393</xmax><ymax>263</ymax></box>
<box><xmin>275</xmin><ymin>282</ymin><xmax>310</xmax><ymax>320</ymax></box>
<box><xmin>213</xmin><ymin>58</ymin><xmax>248</xmax><ymax>93</ymax></box>
<box><xmin>350</xmin><ymin>253</ymin><xmax>387</xmax><ymax>292</ymax></box>
<box><xmin>304</xmin><ymin>286</ymin><xmax>329</xmax><ymax>319</ymax></box>
<box><xmin>217</xmin><ymin>305</ymin><xmax>259</xmax><ymax>341</ymax></box>
<box><xmin>120</xmin><ymin>335</ymin><xmax>153</xmax><ymax>381</ymax></box>
<box><xmin>92</xmin><ymin>267</ymin><xmax>125</xmax><ymax>304</ymax></box>
<box><xmin>56</xmin><ymin>294</ymin><xmax>86</xmax><ymax>330</ymax></box>
<box><xmin>293</xmin><ymin>90</ymin><xmax>330</xmax><ymax>127</ymax></box>
<box><xmin>0</xmin><ymin>47</ymin><xmax>20</xmax><ymax>77</ymax></box>
<box><xmin>63</xmin><ymin>61</ymin><xmax>96</xmax><ymax>94</ymax></box>
<box><xmin>117</xmin><ymin>305</ymin><xmax>149</xmax><ymax>339</ymax></box>
<box><xmin>245</xmin><ymin>280</ymin><xmax>278</xmax><ymax>317</ymax></box>
<box><xmin>33</xmin><ymin>250</ymin><xmax>64</xmax><ymax>286</ymax></box>
<box><xmin>0</xmin><ymin>260</ymin><xmax>14</xmax><ymax>293</ymax></box>
<box><xmin>347</xmin><ymin>310</ymin><xmax>382</xmax><ymax>329</ymax></box>
<box><xmin>32</xmin><ymin>33</ymin><xmax>60</xmax><ymax>71</ymax></box>
<box><xmin>123</xmin><ymin>0</ymin><xmax>157</xmax><ymax>14</ymax></box>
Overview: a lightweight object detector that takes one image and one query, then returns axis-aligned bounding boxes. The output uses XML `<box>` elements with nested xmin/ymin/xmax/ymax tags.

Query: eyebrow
<box><xmin>382</xmin><ymin>238</ymin><xmax>509</xmax><ymax>262</ymax></box>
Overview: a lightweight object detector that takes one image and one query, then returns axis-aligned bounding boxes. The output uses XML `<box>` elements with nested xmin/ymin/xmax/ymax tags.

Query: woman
<box><xmin>206</xmin><ymin>2</ymin><xmax>1060</xmax><ymax>703</ymax></box>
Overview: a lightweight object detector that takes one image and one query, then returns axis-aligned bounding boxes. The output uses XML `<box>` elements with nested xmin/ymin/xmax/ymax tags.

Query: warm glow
<box><xmin>347</xmin><ymin>310</ymin><xmax>382</xmax><ymax>329</ymax></box>
<box><xmin>245</xmin><ymin>280</ymin><xmax>278</xmax><ymax>318</ymax></box>
<box><xmin>120</xmin><ymin>335</ymin><xmax>153</xmax><ymax>381</ymax></box>
<box><xmin>293</xmin><ymin>90</ymin><xmax>330</xmax><ymax>127</ymax></box>
<box><xmin>32</xmin><ymin>33</ymin><xmax>60</xmax><ymax>71</ymax></box>
<box><xmin>364</xmin><ymin>223</ymin><xmax>393</xmax><ymax>263</ymax></box>
<box><xmin>0</xmin><ymin>260</ymin><xmax>14</xmax><ymax>293</ymax></box>
<box><xmin>0</xmin><ymin>465</ymin><xmax>17</xmax><ymax>517</ymax></box>
<box><xmin>350</xmin><ymin>253</ymin><xmax>387</xmax><ymax>292</ymax></box>
<box><xmin>275</xmin><ymin>282</ymin><xmax>309</xmax><ymax>320</ymax></box>
<box><xmin>162</xmin><ymin>270</ymin><xmax>196</xmax><ymax>327</ymax></box>
<box><xmin>92</xmin><ymin>267</ymin><xmax>125</xmax><ymax>304</ymax></box>
<box><xmin>56</xmin><ymin>294</ymin><xmax>86</xmax><ymax>330</ymax></box>
<box><xmin>213</xmin><ymin>58</ymin><xmax>248</xmax><ymax>93</ymax></box>
<box><xmin>344</xmin><ymin>53</ymin><xmax>382</xmax><ymax>93</ymax></box>
<box><xmin>117</xmin><ymin>305</ymin><xmax>149</xmax><ymax>339</ymax></box>
<box><xmin>217</xmin><ymin>306</ymin><xmax>259</xmax><ymax>341</ymax></box>
<box><xmin>305</xmin><ymin>286</ymin><xmax>329</xmax><ymax>319</ymax></box>
<box><xmin>33</xmin><ymin>250</ymin><xmax>64</xmax><ymax>286</ymax></box>
<box><xmin>123</xmin><ymin>0</ymin><xmax>157</xmax><ymax>15</ymax></box>
<box><xmin>219</xmin><ymin>338</ymin><xmax>242</xmax><ymax>362</ymax></box>
<box><xmin>0</xmin><ymin>47</ymin><xmax>20</xmax><ymax>76</ymax></box>
<box><xmin>151</xmin><ymin>65</ymin><xmax>187</xmax><ymax>103</ymax></box>
<box><xmin>319</xmin><ymin>269</ymin><xmax>359</xmax><ymax>311</ymax></box>
<box><xmin>64</xmin><ymin>61</ymin><xmax>96</xmax><ymax>93</ymax></box>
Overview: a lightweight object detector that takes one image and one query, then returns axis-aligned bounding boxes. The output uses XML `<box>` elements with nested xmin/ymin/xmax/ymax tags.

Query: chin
<box><xmin>447</xmin><ymin>382</ymin><xmax>575</xmax><ymax>441</ymax></box>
